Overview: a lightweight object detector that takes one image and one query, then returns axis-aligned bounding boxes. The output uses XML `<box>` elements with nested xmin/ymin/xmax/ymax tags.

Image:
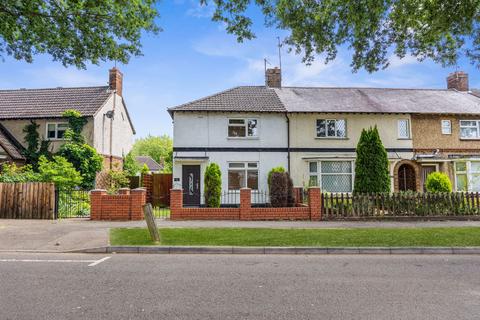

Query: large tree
<box><xmin>130</xmin><ymin>135</ymin><xmax>173</xmax><ymax>173</ymax></box>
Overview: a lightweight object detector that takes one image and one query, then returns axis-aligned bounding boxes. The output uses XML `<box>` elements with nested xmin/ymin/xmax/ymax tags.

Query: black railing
<box><xmin>181</xmin><ymin>190</ymin><xmax>271</xmax><ymax>208</ymax></box>
<box><xmin>56</xmin><ymin>188</ymin><xmax>90</xmax><ymax>218</ymax></box>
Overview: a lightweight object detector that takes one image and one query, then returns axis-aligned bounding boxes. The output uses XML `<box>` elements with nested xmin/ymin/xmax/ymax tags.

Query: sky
<box><xmin>1</xmin><ymin>0</ymin><xmax>479</xmax><ymax>139</ymax></box>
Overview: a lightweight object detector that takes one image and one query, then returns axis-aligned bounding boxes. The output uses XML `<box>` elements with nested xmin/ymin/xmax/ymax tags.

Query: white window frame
<box><xmin>441</xmin><ymin>120</ymin><xmax>452</xmax><ymax>135</ymax></box>
<box><xmin>315</xmin><ymin>119</ymin><xmax>347</xmax><ymax>138</ymax></box>
<box><xmin>459</xmin><ymin>120</ymin><xmax>480</xmax><ymax>139</ymax></box>
<box><xmin>227</xmin><ymin>118</ymin><xmax>259</xmax><ymax>138</ymax></box>
<box><xmin>454</xmin><ymin>160</ymin><xmax>480</xmax><ymax>192</ymax></box>
<box><xmin>46</xmin><ymin>122</ymin><xmax>69</xmax><ymax>140</ymax></box>
<box><xmin>397</xmin><ymin>119</ymin><xmax>410</xmax><ymax>139</ymax></box>
<box><xmin>308</xmin><ymin>160</ymin><xmax>355</xmax><ymax>193</ymax></box>
<box><xmin>227</xmin><ymin>162</ymin><xmax>259</xmax><ymax>190</ymax></box>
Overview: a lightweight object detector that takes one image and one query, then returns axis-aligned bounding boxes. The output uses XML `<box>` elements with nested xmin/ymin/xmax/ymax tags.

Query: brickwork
<box><xmin>170</xmin><ymin>187</ymin><xmax>322</xmax><ymax>221</ymax></box>
<box><xmin>393</xmin><ymin>160</ymin><xmax>421</xmax><ymax>192</ymax></box>
<box><xmin>143</xmin><ymin>174</ymin><xmax>153</xmax><ymax>203</ymax></box>
<box><xmin>447</xmin><ymin>71</ymin><xmax>468</xmax><ymax>91</ymax></box>
<box><xmin>90</xmin><ymin>188</ymin><xmax>146</xmax><ymax>221</ymax></box>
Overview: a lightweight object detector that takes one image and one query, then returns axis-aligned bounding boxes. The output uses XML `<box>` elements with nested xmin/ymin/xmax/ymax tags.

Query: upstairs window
<box><xmin>441</xmin><ymin>120</ymin><xmax>452</xmax><ymax>134</ymax></box>
<box><xmin>228</xmin><ymin>119</ymin><xmax>258</xmax><ymax>138</ymax></box>
<box><xmin>460</xmin><ymin>120</ymin><xmax>480</xmax><ymax>139</ymax></box>
<box><xmin>46</xmin><ymin>123</ymin><xmax>69</xmax><ymax>140</ymax></box>
<box><xmin>316</xmin><ymin>119</ymin><xmax>346</xmax><ymax>138</ymax></box>
<box><xmin>397</xmin><ymin>119</ymin><xmax>410</xmax><ymax>139</ymax></box>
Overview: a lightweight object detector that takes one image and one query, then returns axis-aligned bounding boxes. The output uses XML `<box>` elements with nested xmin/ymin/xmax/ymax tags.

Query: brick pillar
<box><xmin>170</xmin><ymin>189</ymin><xmax>183</xmax><ymax>219</ymax></box>
<box><xmin>90</xmin><ymin>189</ymin><xmax>106</xmax><ymax>220</ymax></box>
<box><xmin>142</xmin><ymin>174</ymin><xmax>153</xmax><ymax>203</ymax></box>
<box><xmin>308</xmin><ymin>187</ymin><xmax>322</xmax><ymax>221</ymax></box>
<box><xmin>130</xmin><ymin>188</ymin><xmax>146</xmax><ymax>220</ymax></box>
<box><xmin>239</xmin><ymin>188</ymin><xmax>251</xmax><ymax>220</ymax></box>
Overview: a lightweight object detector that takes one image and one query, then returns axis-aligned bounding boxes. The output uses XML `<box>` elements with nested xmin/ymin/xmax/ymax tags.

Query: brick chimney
<box><xmin>447</xmin><ymin>71</ymin><xmax>469</xmax><ymax>92</ymax></box>
<box><xmin>265</xmin><ymin>67</ymin><xmax>281</xmax><ymax>88</ymax></box>
<box><xmin>109</xmin><ymin>67</ymin><xmax>123</xmax><ymax>96</ymax></box>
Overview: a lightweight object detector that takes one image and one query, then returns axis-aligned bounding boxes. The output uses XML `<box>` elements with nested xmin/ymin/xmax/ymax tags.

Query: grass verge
<box><xmin>110</xmin><ymin>227</ymin><xmax>480</xmax><ymax>247</ymax></box>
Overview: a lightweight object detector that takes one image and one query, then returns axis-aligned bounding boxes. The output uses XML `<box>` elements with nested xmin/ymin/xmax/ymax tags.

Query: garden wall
<box><xmin>90</xmin><ymin>188</ymin><xmax>146</xmax><ymax>221</ymax></box>
<box><xmin>170</xmin><ymin>188</ymin><xmax>321</xmax><ymax>221</ymax></box>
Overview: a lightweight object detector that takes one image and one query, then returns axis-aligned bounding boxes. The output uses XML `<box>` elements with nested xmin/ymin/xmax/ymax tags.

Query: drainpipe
<box><xmin>285</xmin><ymin>113</ymin><xmax>291</xmax><ymax>173</ymax></box>
<box><xmin>109</xmin><ymin>91</ymin><xmax>116</xmax><ymax>170</ymax></box>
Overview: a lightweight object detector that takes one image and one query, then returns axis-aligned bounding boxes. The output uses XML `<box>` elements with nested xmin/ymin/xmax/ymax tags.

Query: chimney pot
<box><xmin>265</xmin><ymin>67</ymin><xmax>282</xmax><ymax>88</ymax></box>
<box><xmin>447</xmin><ymin>71</ymin><xmax>468</xmax><ymax>92</ymax></box>
<box><xmin>109</xmin><ymin>67</ymin><xmax>123</xmax><ymax>96</ymax></box>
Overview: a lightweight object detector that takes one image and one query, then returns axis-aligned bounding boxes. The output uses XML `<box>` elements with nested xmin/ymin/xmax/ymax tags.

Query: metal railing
<box><xmin>56</xmin><ymin>188</ymin><xmax>90</xmax><ymax>218</ymax></box>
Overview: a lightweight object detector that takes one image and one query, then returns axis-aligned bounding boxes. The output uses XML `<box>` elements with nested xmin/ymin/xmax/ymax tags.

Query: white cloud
<box><xmin>388</xmin><ymin>54</ymin><xmax>420</xmax><ymax>68</ymax></box>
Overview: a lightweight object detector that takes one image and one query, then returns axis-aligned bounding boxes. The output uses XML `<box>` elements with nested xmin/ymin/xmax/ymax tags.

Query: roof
<box><xmin>0</xmin><ymin>124</ymin><xmax>24</xmax><ymax>160</ymax></box>
<box><xmin>169</xmin><ymin>86</ymin><xmax>480</xmax><ymax>115</ymax></box>
<box><xmin>136</xmin><ymin>156</ymin><xmax>163</xmax><ymax>171</ymax></box>
<box><xmin>0</xmin><ymin>86</ymin><xmax>112</xmax><ymax>119</ymax></box>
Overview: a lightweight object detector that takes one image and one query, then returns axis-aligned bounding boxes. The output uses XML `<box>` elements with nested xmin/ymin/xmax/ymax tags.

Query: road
<box><xmin>0</xmin><ymin>253</ymin><xmax>479</xmax><ymax>319</ymax></box>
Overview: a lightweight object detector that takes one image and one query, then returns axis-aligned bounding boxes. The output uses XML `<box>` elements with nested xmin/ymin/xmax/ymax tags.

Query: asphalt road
<box><xmin>0</xmin><ymin>253</ymin><xmax>479</xmax><ymax>320</ymax></box>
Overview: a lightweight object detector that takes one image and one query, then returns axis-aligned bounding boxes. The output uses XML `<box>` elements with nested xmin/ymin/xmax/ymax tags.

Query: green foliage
<box><xmin>0</xmin><ymin>163</ymin><xmax>40</xmax><ymax>183</ymax></box>
<box><xmin>22</xmin><ymin>121</ymin><xmax>51</xmax><ymax>170</ymax></box>
<box><xmin>105</xmin><ymin>169</ymin><xmax>130</xmax><ymax>194</ymax></box>
<box><xmin>123</xmin><ymin>152</ymin><xmax>141</xmax><ymax>176</ymax></box>
<box><xmin>206</xmin><ymin>1</ymin><xmax>480</xmax><ymax>72</ymax></box>
<box><xmin>62</xmin><ymin>109</ymin><xmax>87</xmax><ymax>144</ymax></box>
<box><xmin>267</xmin><ymin>166</ymin><xmax>285</xmax><ymax>189</ymax></box>
<box><xmin>426</xmin><ymin>172</ymin><xmax>453</xmax><ymax>193</ymax></box>
<box><xmin>130</xmin><ymin>135</ymin><xmax>173</xmax><ymax>173</ymax></box>
<box><xmin>37</xmin><ymin>155</ymin><xmax>83</xmax><ymax>189</ymax></box>
<box><xmin>141</xmin><ymin>163</ymin><xmax>150</xmax><ymax>175</ymax></box>
<box><xmin>58</xmin><ymin>143</ymin><xmax>103</xmax><ymax>189</ymax></box>
<box><xmin>270</xmin><ymin>172</ymin><xmax>287</xmax><ymax>207</ymax></box>
<box><xmin>354</xmin><ymin>126</ymin><xmax>390</xmax><ymax>193</ymax></box>
<box><xmin>0</xmin><ymin>0</ymin><xmax>159</xmax><ymax>68</ymax></box>
<box><xmin>204</xmin><ymin>163</ymin><xmax>222</xmax><ymax>208</ymax></box>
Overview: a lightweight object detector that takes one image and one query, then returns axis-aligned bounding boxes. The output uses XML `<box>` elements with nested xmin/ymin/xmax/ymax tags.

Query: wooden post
<box><xmin>143</xmin><ymin>203</ymin><xmax>160</xmax><ymax>244</ymax></box>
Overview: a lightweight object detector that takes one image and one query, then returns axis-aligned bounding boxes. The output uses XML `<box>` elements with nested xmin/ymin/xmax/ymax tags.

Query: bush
<box><xmin>270</xmin><ymin>172</ymin><xmax>288</xmax><ymax>207</ymax></box>
<box><xmin>425</xmin><ymin>172</ymin><xmax>452</xmax><ymax>193</ymax></box>
<box><xmin>58</xmin><ymin>142</ymin><xmax>103</xmax><ymax>189</ymax></box>
<box><xmin>123</xmin><ymin>152</ymin><xmax>141</xmax><ymax>176</ymax></box>
<box><xmin>267</xmin><ymin>166</ymin><xmax>285</xmax><ymax>189</ymax></box>
<box><xmin>38</xmin><ymin>155</ymin><xmax>83</xmax><ymax>189</ymax></box>
<box><xmin>105</xmin><ymin>169</ymin><xmax>130</xmax><ymax>194</ymax></box>
<box><xmin>286</xmin><ymin>173</ymin><xmax>295</xmax><ymax>207</ymax></box>
<box><xmin>0</xmin><ymin>163</ymin><xmax>40</xmax><ymax>183</ymax></box>
<box><xmin>204</xmin><ymin>163</ymin><xmax>221</xmax><ymax>207</ymax></box>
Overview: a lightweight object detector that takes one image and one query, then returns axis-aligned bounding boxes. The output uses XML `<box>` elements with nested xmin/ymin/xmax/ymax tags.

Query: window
<box><xmin>309</xmin><ymin>161</ymin><xmax>354</xmax><ymax>192</ymax></box>
<box><xmin>441</xmin><ymin>120</ymin><xmax>452</xmax><ymax>135</ymax></box>
<box><xmin>46</xmin><ymin>123</ymin><xmax>68</xmax><ymax>140</ymax></box>
<box><xmin>228</xmin><ymin>162</ymin><xmax>258</xmax><ymax>190</ymax></box>
<box><xmin>397</xmin><ymin>119</ymin><xmax>410</xmax><ymax>139</ymax></box>
<box><xmin>460</xmin><ymin>120</ymin><xmax>480</xmax><ymax>139</ymax></box>
<box><xmin>228</xmin><ymin>119</ymin><xmax>258</xmax><ymax>138</ymax></box>
<box><xmin>455</xmin><ymin>161</ymin><xmax>480</xmax><ymax>191</ymax></box>
<box><xmin>316</xmin><ymin>119</ymin><xmax>346</xmax><ymax>138</ymax></box>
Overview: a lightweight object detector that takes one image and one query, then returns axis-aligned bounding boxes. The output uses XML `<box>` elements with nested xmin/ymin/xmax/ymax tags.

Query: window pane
<box><xmin>460</xmin><ymin>120</ymin><xmax>476</xmax><ymax>127</ymax></box>
<box><xmin>228</xmin><ymin>170</ymin><xmax>245</xmax><ymax>190</ymax></box>
<box><xmin>471</xmin><ymin>162</ymin><xmax>480</xmax><ymax>173</ymax></box>
<box><xmin>309</xmin><ymin>162</ymin><xmax>317</xmax><ymax>173</ymax></box>
<box><xmin>57</xmin><ymin>124</ymin><xmax>68</xmax><ymax>139</ymax></box>
<box><xmin>336</xmin><ymin>120</ymin><xmax>346</xmax><ymax>137</ymax></box>
<box><xmin>327</xmin><ymin>120</ymin><xmax>336</xmax><ymax>137</ymax></box>
<box><xmin>247</xmin><ymin>170</ymin><xmax>258</xmax><ymax>189</ymax></box>
<box><xmin>247</xmin><ymin>163</ymin><xmax>257</xmax><ymax>168</ymax></box>
<box><xmin>461</xmin><ymin>127</ymin><xmax>478</xmax><ymax>138</ymax></box>
<box><xmin>398</xmin><ymin>120</ymin><xmax>409</xmax><ymax>138</ymax></box>
<box><xmin>455</xmin><ymin>162</ymin><xmax>467</xmax><ymax>172</ymax></box>
<box><xmin>229</xmin><ymin>119</ymin><xmax>245</xmax><ymax>124</ymax></box>
<box><xmin>471</xmin><ymin>174</ymin><xmax>480</xmax><ymax>192</ymax></box>
<box><xmin>316</xmin><ymin>120</ymin><xmax>326</xmax><ymax>137</ymax></box>
<box><xmin>247</xmin><ymin>119</ymin><xmax>258</xmax><ymax>136</ymax></box>
<box><xmin>228</xmin><ymin>125</ymin><xmax>246</xmax><ymax>137</ymax></box>
<box><xmin>321</xmin><ymin>161</ymin><xmax>352</xmax><ymax>173</ymax></box>
<box><xmin>47</xmin><ymin>124</ymin><xmax>56</xmax><ymax>138</ymax></box>
<box><xmin>441</xmin><ymin>120</ymin><xmax>451</xmax><ymax>134</ymax></box>
<box><xmin>456</xmin><ymin>174</ymin><xmax>467</xmax><ymax>191</ymax></box>
<box><xmin>309</xmin><ymin>176</ymin><xmax>318</xmax><ymax>187</ymax></box>
<box><xmin>321</xmin><ymin>175</ymin><xmax>352</xmax><ymax>192</ymax></box>
<box><xmin>229</xmin><ymin>163</ymin><xmax>245</xmax><ymax>168</ymax></box>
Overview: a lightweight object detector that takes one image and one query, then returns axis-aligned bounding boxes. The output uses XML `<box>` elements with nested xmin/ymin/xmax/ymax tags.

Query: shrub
<box><xmin>354</xmin><ymin>126</ymin><xmax>390</xmax><ymax>193</ymax></box>
<box><xmin>105</xmin><ymin>169</ymin><xmax>130</xmax><ymax>194</ymax></box>
<box><xmin>286</xmin><ymin>173</ymin><xmax>295</xmax><ymax>207</ymax></box>
<box><xmin>270</xmin><ymin>172</ymin><xmax>288</xmax><ymax>207</ymax></box>
<box><xmin>425</xmin><ymin>172</ymin><xmax>452</xmax><ymax>193</ymax></box>
<box><xmin>267</xmin><ymin>166</ymin><xmax>285</xmax><ymax>189</ymax></box>
<box><xmin>123</xmin><ymin>152</ymin><xmax>141</xmax><ymax>176</ymax></box>
<box><xmin>37</xmin><ymin>155</ymin><xmax>83</xmax><ymax>188</ymax></box>
<box><xmin>204</xmin><ymin>163</ymin><xmax>221</xmax><ymax>207</ymax></box>
<box><xmin>58</xmin><ymin>142</ymin><xmax>103</xmax><ymax>189</ymax></box>
<box><xmin>0</xmin><ymin>163</ymin><xmax>40</xmax><ymax>183</ymax></box>
<box><xmin>22</xmin><ymin>121</ymin><xmax>51</xmax><ymax>170</ymax></box>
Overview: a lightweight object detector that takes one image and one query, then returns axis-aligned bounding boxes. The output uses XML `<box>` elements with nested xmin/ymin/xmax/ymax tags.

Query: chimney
<box><xmin>109</xmin><ymin>67</ymin><xmax>123</xmax><ymax>96</ymax></box>
<box><xmin>265</xmin><ymin>67</ymin><xmax>281</xmax><ymax>88</ymax></box>
<box><xmin>447</xmin><ymin>71</ymin><xmax>469</xmax><ymax>92</ymax></box>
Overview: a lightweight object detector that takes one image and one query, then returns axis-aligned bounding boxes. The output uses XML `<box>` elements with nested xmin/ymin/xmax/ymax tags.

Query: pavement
<box><xmin>0</xmin><ymin>252</ymin><xmax>479</xmax><ymax>319</ymax></box>
<box><xmin>1</xmin><ymin>218</ymin><xmax>480</xmax><ymax>252</ymax></box>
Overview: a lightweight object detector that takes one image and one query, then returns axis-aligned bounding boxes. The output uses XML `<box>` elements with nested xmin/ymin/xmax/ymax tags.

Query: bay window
<box><xmin>309</xmin><ymin>160</ymin><xmax>354</xmax><ymax>192</ymax></box>
<box><xmin>316</xmin><ymin>119</ymin><xmax>346</xmax><ymax>138</ymax></box>
<box><xmin>228</xmin><ymin>162</ymin><xmax>258</xmax><ymax>190</ymax></box>
<box><xmin>228</xmin><ymin>119</ymin><xmax>258</xmax><ymax>138</ymax></box>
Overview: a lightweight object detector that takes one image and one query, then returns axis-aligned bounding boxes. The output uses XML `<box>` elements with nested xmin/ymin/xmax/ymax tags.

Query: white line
<box><xmin>88</xmin><ymin>256</ymin><xmax>111</xmax><ymax>267</ymax></box>
<box><xmin>0</xmin><ymin>259</ymin><xmax>96</xmax><ymax>263</ymax></box>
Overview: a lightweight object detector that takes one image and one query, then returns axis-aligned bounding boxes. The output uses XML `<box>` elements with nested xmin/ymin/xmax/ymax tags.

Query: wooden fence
<box><xmin>0</xmin><ymin>182</ymin><xmax>56</xmax><ymax>219</ymax></box>
<box><xmin>151</xmin><ymin>173</ymin><xmax>172</xmax><ymax>207</ymax></box>
<box><xmin>322</xmin><ymin>192</ymin><xmax>480</xmax><ymax>220</ymax></box>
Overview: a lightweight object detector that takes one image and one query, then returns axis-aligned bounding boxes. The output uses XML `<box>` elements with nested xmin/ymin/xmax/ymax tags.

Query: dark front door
<box><xmin>182</xmin><ymin>165</ymin><xmax>201</xmax><ymax>206</ymax></box>
<box><xmin>398</xmin><ymin>164</ymin><xmax>417</xmax><ymax>192</ymax></box>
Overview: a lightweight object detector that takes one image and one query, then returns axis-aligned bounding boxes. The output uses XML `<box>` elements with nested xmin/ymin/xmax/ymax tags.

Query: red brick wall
<box><xmin>90</xmin><ymin>188</ymin><xmax>146</xmax><ymax>221</ymax></box>
<box><xmin>170</xmin><ymin>187</ymin><xmax>322</xmax><ymax>221</ymax></box>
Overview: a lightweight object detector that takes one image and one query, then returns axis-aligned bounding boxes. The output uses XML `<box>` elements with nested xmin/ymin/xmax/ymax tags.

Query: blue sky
<box><xmin>1</xmin><ymin>0</ymin><xmax>479</xmax><ymax>138</ymax></box>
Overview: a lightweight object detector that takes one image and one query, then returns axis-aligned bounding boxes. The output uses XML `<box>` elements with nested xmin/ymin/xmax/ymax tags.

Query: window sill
<box><xmin>47</xmin><ymin>138</ymin><xmax>66</xmax><ymax>141</ymax></box>
<box><xmin>227</xmin><ymin>137</ymin><xmax>259</xmax><ymax>140</ymax></box>
<box><xmin>460</xmin><ymin>138</ymin><xmax>480</xmax><ymax>141</ymax></box>
<box><xmin>397</xmin><ymin>138</ymin><xmax>412</xmax><ymax>140</ymax></box>
<box><xmin>314</xmin><ymin>137</ymin><xmax>349</xmax><ymax>140</ymax></box>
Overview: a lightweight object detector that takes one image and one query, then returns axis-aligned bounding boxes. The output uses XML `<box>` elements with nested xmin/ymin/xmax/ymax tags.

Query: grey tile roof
<box><xmin>0</xmin><ymin>86</ymin><xmax>112</xmax><ymax>119</ymax></box>
<box><xmin>169</xmin><ymin>85</ymin><xmax>480</xmax><ymax>115</ymax></box>
<box><xmin>0</xmin><ymin>124</ymin><xmax>24</xmax><ymax>160</ymax></box>
<box><xmin>136</xmin><ymin>156</ymin><xmax>163</xmax><ymax>171</ymax></box>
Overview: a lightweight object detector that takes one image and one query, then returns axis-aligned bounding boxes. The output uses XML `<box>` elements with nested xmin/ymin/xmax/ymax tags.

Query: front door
<box><xmin>398</xmin><ymin>164</ymin><xmax>417</xmax><ymax>192</ymax></box>
<box><xmin>421</xmin><ymin>165</ymin><xmax>436</xmax><ymax>192</ymax></box>
<box><xmin>182</xmin><ymin>165</ymin><xmax>201</xmax><ymax>206</ymax></box>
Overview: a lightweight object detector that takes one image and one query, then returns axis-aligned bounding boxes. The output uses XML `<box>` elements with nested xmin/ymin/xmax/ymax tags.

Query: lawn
<box><xmin>110</xmin><ymin>227</ymin><xmax>480</xmax><ymax>247</ymax></box>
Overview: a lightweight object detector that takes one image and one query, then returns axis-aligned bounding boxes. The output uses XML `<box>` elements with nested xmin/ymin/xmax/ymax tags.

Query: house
<box><xmin>0</xmin><ymin>68</ymin><xmax>135</xmax><ymax>170</ymax></box>
<box><xmin>169</xmin><ymin>68</ymin><xmax>480</xmax><ymax>206</ymax></box>
<box><xmin>136</xmin><ymin>156</ymin><xmax>163</xmax><ymax>173</ymax></box>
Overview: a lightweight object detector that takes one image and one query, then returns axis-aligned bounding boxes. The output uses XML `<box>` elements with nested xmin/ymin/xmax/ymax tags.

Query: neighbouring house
<box><xmin>168</xmin><ymin>68</ymin><xmax>480</xmax><ymax>206</ymax></box>
<box><xmin>136</xmin><ymin>156</ymin><xmax>163</xmax><ymax>173</ymax></box>
<box><xmin>0</xmin><ymin>68</ymin><xmax>135</xmax><ymax>173</ymax></box>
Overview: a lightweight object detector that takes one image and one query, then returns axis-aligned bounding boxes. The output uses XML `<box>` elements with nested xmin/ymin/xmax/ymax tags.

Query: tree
<box><xmin>0</xmin><ymin>1</ymin><xmax>159</xmax><ymax>68</ymax></box>
<box><xmin>22</xmin><ymin>121</ymin><xmax>51</xmax><ymax>170</ymax></box>
<box><xmin>206</xmin><ymin>1</ymin><xmax>480</xmax><ymax>72</ymax></box>
<box><xmin>270</xmin><ymin>172</ymin><xmax>288</xmax><ymax>207</ymax></box>
<box><xmin>267</xmin><ymin>166</ymin><xmax>285</xmax><ymax>190</ymax></box>
<box><xmin>123</xmin><ymin>152</ymin><xmax>141</xmax><ymax>176</ymax></box>
<box><xmin>37</xmin><ymin>155</ymin><xmax>83</xmax><ymax>189</ymax></box>
<box><xmin>425</xmin><ymin>172</ymin><xmax>452</xmax><ymax>193</ymax></box>
<box><xmin>130</xmin><ymin>135</ymin><xmax>173</xmax><ymax>173</ymax></box>
<box><xmin>204</xmin><ymin>163</ymin><xmax>222</xmax><ymax>208</ymax></box>
<box><xmin>354</xmin><ymin>126</ymin><xmax>390</xmax><ymax>193</ymax></box>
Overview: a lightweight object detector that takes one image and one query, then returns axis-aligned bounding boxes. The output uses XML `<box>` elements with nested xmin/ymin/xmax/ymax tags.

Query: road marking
<box><xmin>88</xmin><ymin>256</ymin><xmax>111</xmax><ymax>267</ymax></box>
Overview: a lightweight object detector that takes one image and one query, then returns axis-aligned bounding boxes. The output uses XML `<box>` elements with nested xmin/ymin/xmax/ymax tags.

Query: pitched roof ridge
<box><xmin>0</xmin><ymin>85</ymin><xmax>109</xmax><ymax>93</ymax></box>
<box><xmin>168</xmin><ymin>86</ymin><xmax>245</xmax><ymax>111</ymax></box>
<box><xmin>277</xmin><ymin>86</ymin><xmax>450</xmax><ymax>91</ymax></box>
